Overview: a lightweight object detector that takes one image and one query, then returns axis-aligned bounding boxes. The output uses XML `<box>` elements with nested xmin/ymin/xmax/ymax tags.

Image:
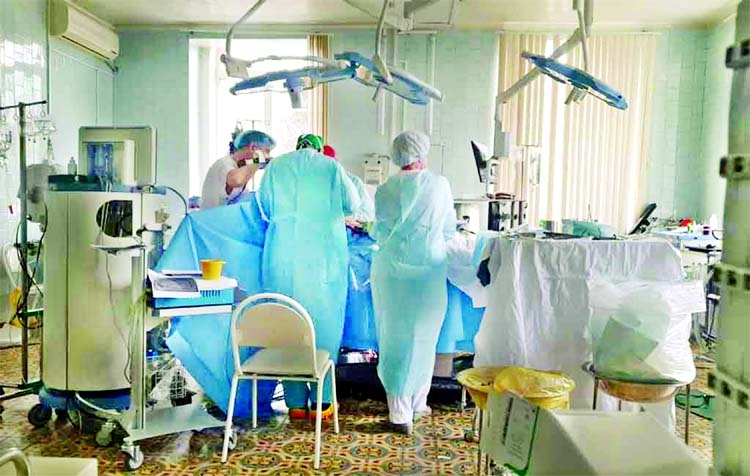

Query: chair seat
<box><xmin>242</xmin><ymin>347</ymin><xmax>330</xmax><ymax>378</ymax></box>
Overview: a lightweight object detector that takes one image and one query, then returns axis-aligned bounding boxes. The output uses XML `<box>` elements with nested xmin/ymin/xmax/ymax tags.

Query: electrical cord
<box><xmin>161</xmin><ymin>185</ymin><xmax>188</xmax><ymax>215</ymax></box>
<box><xmin>105</xmin><ymin>254</ymin><xmax>131</xmax><ymax>384</ymax></box>
<box><xmin>75</xmin><ymin>392</ymin><xmax>120</xmax><ymax>417</ymax></box>
<box><xmin>11</xmin><ymin>204</ymin><xmax>47</xmax><ymax>329</ymax></box>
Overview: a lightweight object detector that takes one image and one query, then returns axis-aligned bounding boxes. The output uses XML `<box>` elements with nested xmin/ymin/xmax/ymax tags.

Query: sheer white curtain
<box><xmin>499</xmin><ymin>33</ymin><xmax>657</xmax><ymax>232</ymax></box>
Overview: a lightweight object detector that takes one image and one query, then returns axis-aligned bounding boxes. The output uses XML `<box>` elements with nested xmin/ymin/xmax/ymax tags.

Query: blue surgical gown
<box><xmin>371</xmin><ymin>170</ymin><xmax>456</xmax><ymax>398</ymax></box>
<box><xmin>255</xmin><ymin>148</ymin><xmax>359</xmax><ymax>406</ymax></box>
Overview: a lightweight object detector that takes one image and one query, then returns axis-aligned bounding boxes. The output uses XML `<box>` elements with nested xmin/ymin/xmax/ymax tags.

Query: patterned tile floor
<box><xmin>0</xmin><ymin>344</ymin><xmax>714</xmax><ymax>475</ymax></box>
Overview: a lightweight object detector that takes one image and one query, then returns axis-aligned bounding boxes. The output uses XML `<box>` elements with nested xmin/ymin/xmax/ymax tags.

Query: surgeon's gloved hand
<box><xmin>345</xmin><ymin>217</ymin><xmax>363</xmax><ymax>230</ymax></box>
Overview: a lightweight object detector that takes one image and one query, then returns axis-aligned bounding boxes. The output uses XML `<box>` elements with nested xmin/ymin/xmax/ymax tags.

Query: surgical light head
<box><xmin>392</xmin><ymin>131</ymin><xmax>431</xmax><ymax>167</ymax></box>
<box><xmin>229</xmin><ymin>62</ymin><xmax>358</xmax><ymax>109</ymax></box>
<box><xmin>522</xmin><ymin>53</ymin><xmax>628</xmax><ymax>110</ymax></box>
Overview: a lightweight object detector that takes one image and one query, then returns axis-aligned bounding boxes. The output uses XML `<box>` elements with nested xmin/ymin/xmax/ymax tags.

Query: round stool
<box><xmin>582</xmin><ymin>362</ymin><xmax>693</xmax><ymax>444</ymax></box>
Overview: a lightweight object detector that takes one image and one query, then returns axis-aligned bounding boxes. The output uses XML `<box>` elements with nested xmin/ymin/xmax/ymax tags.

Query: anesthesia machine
<box><xmin>42</xmin><ymin>127</ymin><xmax>166</xmax><ymax>394</ymax></box>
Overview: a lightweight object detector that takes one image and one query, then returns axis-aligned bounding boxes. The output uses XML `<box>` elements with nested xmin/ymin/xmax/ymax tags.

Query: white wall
<box><xmin>329</xmin><ymin>30</ymin><xmax>499</xmax><ymax>198</ymax></box>
<box><xmin>49</xmin><ymin>39</ymin><xmax>114</xmax><ymax>164</ymax></box>
<box><xmin>114</xmin><ymin>31</ymin><xmax>190</xmax><ymax>223</ymax></box>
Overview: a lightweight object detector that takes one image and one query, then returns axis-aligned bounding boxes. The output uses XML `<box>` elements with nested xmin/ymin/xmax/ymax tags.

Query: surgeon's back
<box><xmin>254</xmin><ymin>147</ymin><xmax>356</xmax><ymax>409</ymax></box>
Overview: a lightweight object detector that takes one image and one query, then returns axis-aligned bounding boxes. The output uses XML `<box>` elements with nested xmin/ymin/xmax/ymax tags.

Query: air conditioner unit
<box><xmin>49</xmin><ymin>0</ymin><xmax>119</xmax><ymax>61</ymax></box>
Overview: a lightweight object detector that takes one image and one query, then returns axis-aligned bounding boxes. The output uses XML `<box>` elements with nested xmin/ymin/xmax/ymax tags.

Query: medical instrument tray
<box><xmin>151</xmin><ymin>289</ymin><xmax>234</xmax><ymax>309</ymax></box>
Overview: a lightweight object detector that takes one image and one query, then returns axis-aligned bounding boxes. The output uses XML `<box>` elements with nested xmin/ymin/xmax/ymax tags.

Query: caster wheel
<box><xmin>96</xmin><ymin>427</ymin><xmax>113</xmax><ymax>447</ymax></box>
<box><xmin>55</xmin><ymin>409</ymin><xmax>68</xmax><ymax>422</ymax></box>
<box><xmin>464</xmin><ymin>429</ymin><xmax>478</xmax><ymax>443</ymax></box>
<box><xmin>122</xmin><ymin>446</ymin><xmax>143</xmax><ymax>471</ymax></box>
<box><xmin>28</xmin><ymin>404</ymin><xmax>53</xmax><ymax>428</ymax></box>
<box><xmin>227</xmin><ymin>428</ymin><xmax>238</xmax><ymax>450</ymax></box>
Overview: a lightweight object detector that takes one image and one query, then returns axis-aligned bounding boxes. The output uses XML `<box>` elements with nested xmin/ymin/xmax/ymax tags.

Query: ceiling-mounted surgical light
<box><xmin>491</xmin><ymin>0</ymin><xmax>627</xmax><ymax>158</ymax></box>
<box><xmin>222</xmin><ymin>0</ymin><xmax>444</xmax><ymax>109</ymax></box>
<box><xmin>525</xmin><ymin>53</ymin><xmax>627</xmax><ymax>110</ymax></box>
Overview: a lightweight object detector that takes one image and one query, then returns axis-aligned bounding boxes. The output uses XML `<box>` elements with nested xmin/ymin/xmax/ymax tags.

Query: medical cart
<box><xmin>117</xmin><ymin>247</ymin><xmax>236</xmax><ymax>471</ymax></box>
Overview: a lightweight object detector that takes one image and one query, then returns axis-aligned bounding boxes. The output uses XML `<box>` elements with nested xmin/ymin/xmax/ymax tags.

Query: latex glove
<box><xmin>345</xmin><ymin>217</ymin><xmax>363</xmax><ymax>229</ymax></box>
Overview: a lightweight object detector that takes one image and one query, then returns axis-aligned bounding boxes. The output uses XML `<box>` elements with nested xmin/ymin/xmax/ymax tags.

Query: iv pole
<box><xmin>0</xmin><ymin>100</ymin><xmax>47</xmax><ymax>409</ymax></box>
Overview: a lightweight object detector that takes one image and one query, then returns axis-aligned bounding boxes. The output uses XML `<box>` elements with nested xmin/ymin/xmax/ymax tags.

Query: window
<box><xmin>188</xmin><ymin>38</ymin><xmax>314</xmax><ymax>197</ymax></box>
<box><xmin>498</xmin><ymin>34</ymin><xmax>658</xmax><ymax>232</ymax></box>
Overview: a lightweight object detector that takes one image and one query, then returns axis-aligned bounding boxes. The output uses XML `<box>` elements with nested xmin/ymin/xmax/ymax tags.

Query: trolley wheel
<box><xmin>122</xmin><ymin>445</ymin><xmax>143</xmax><ymax>471</ymax></box>
<box><xmin>54</xmin><ymin>409</ymin><xmax>68</xmax><ymax>421</ymax></box>
<box><xmin>228</xmin><ymin>428</ymin><xmax>238</xmax><ymax>450</ymax></box>
<box><xmin>96</xmin><ymin>426</ymin><xmax>113</xmax><ymax>447</ymax></box>
<box><xmin>28</xmin><ymin>404</ymin><xmax>53</xmax><ymax>428</ymax></box>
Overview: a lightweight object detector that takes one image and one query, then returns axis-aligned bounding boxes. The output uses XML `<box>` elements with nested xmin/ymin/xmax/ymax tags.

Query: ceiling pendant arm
<box><xmin>224</xmin><ymin>0</ymin><xmax>268</xmax><ymax>58</ymax></box>
<box><xmin>374</xmin><ymin>0</ymin><xmax>394</xmax><ymax>84</ymax></box>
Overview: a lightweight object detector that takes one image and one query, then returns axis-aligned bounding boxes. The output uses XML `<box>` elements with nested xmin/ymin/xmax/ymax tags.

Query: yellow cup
<box><xmin>200</xmin><ymin>259</ymin><xmax>225</xmax><ymax>280</ymax></box>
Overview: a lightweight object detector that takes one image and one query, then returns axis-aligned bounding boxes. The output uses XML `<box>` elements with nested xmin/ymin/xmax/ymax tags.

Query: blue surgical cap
<box><xmin>391</xmin><ymin>130</ymin><xmax>430</xmax><ymax>167</ymax></box>
<box><xmin>233</xmin><ymin>130</ymin><xmax>276</xmax><ymax>151</ymax></box>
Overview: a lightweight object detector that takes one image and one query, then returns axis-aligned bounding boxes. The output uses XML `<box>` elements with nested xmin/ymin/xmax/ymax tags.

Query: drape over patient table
<box><xmin>157</xmin><ymin>196</ymin><xmax>485</xmax><ymax>417</ymax></box>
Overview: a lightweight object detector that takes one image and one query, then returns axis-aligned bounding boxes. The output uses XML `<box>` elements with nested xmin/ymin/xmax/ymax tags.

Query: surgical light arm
<box><xmin>492</xmin><ymin>0</ymin><xmax>630</xmax><ymax>158</ymax></box>
<box><xmin>223</xmin><ymin>0</ymin><xmax>269</xmax><ymax>79</ymax></box>
<box><xmin>374</xmin><ymin>0</ymin><xmax>394</xmax><ymax>85</ymax></box>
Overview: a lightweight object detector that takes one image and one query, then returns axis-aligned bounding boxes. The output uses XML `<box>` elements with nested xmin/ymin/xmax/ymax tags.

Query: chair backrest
<box><xmin>231</xmin><ymin>293</ymin><xmax>318</xmax><ymax>375</ymax></box>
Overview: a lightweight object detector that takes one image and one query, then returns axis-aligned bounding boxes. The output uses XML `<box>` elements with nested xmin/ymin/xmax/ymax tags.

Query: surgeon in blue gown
<box><xmin>255</xmin><ymin>147</ymin><xmax>360</xmax><ymax>420</ymax></box>
<box><xmin>370</xmin><ymin>130</ymin><xmax>456</xmax><ymax>435</ymax></box>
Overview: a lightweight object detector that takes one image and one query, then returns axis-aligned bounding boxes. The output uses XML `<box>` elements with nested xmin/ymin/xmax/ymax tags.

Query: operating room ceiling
<box><xmin>71</xmin><ymin>0</ymin><xmax>739</xmax><ymax>30</ymax></box>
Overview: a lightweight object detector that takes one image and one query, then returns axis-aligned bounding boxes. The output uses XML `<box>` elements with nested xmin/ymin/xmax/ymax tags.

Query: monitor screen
<box><xmin>628</xmin><ymin>203</ymin><xmax>657</xmax><ymax>235</ymax></box>
<box><xmin>471</xmin><ymin>140</ymin><xmax>490</xmax><ymax>184</ymax></box>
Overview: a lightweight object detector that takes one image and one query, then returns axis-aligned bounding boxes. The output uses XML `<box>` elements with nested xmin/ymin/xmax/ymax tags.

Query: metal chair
<box><xmin>0</xmin><ymin>448</ymin><xmax>30</xmax><ymax>476</ymax></box>
<box><xmin>220</xmin><ymin>293</ymin><xmax>340</xmax><ymax>469</ymax></box>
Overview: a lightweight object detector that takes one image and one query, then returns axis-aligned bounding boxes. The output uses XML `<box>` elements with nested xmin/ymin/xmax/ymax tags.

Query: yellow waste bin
<box><xmin>493</xmin><ymin>366</ymin><xmax>576</xmax><ymax>409</ymax></box>
<box><xmin>456</xmin><ymin>367</ymin><xmax>507</xmax><ymax>411</ymax></box>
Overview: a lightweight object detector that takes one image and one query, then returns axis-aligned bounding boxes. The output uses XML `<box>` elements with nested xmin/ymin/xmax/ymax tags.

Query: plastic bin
<box><xmin>456</xmin><ymin>367</ymin><xmax>507</xmax><ymax>410</ymax></box>
<box><xmin>492</xmin><ymin>366</ymin><xmax>576</xmax><ymax>410</ymax></box>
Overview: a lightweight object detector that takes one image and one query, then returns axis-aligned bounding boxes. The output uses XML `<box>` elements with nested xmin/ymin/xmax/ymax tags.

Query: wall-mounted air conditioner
<box><xmin>49</xmin><ymin>0</ymin><xmax>119</xmax><ymax>61</ymax></box>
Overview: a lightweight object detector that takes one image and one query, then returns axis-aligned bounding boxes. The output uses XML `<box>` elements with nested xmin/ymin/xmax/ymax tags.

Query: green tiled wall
<box><xmin>648</xmin><ymin>23</ymin><xmax>735</xmax><ymax>223</ymax></box>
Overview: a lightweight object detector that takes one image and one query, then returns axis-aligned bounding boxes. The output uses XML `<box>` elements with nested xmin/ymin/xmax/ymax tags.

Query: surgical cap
<box><xmin>296</xmin><ymin>134</ymin><xmax>324</xmax><ymax>152</ymax></box>
<box><xmin>323</xmin><ymin>145</ymin><xmax>336</xmax><ymax>158</ymax></box>
<box><xmin>233</xmin><ymin>130</ymin><xmax>276</xmax><ymax>151</ymax></box>
<box><xmin>391</xmin><ymin>131</ymin><xmax>430</xmax><ymax>167</ymax></box>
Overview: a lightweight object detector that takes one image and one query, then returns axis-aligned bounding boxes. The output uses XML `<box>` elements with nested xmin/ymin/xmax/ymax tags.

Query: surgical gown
<box><xmin>371</xmin><ymin>170</ymin><xmax>456</xmax><ymax>402</ymax></box>
<box><xmin>347</xmin><ymin>172</ymin><xmax>375</xmax><ymax>222</ymax></box>
<box><xmin>256</xmin><ymin>148</ymin><xmax>359</xmax><ymax>407</ymax></box>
